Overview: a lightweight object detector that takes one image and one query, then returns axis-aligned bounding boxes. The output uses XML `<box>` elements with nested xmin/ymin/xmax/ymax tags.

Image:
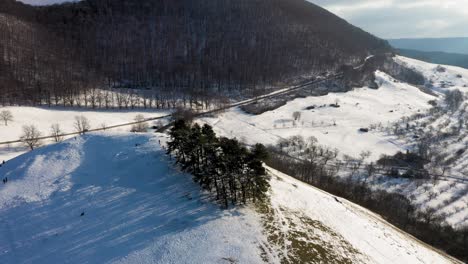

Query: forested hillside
<box><xmin>0</xmin><ymin>0</ymin><xmax>391</xmax><ymax>107</ymax></box>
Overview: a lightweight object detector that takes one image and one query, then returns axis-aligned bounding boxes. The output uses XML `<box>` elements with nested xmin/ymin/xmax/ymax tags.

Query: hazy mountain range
<box><xmin>389</xmin><ymin>38</ymin><xmax>468</xmax><ymax>69</ymax></box>
<box><xmin>389</xmin><ymin>37</ymin><xmax>468</xmax><ymax>55</ymax></box>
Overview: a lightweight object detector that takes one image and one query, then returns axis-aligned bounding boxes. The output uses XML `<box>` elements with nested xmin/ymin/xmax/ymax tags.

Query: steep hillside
<box><xmin>0</xmin><ymin>0</ymin><xmax>391</xmax><ymax>106</ymax></box>
<box><xmin>0</xmin><ymin>133</ymin><xmax>459</xmax><ymax>263</ymax></box>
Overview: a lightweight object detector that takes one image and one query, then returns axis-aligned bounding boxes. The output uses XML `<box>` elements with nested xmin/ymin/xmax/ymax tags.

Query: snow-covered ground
<box><xmin>0</xmin><ymin>55</ymin><xmax>466</xmax><ymax>262</ymax></box>
<box><xmin>199</xmin><ymin>57</ymin><xmax>468</xmax><ymax>228</ymax></box>
<box><xmin>0</xmin><ymin>107</ymin><xmax>170</xmax><ymax>161</ymax></box>
<box><xmin>267</xmin><ymin>168</ymin><xmax>459</xmax><ymax>264</ymax></box>
<box><xmin>201</xmin><ymin>70</ymin><xmax>436</xmax><ymax>160</ymax></box>
<box><xmin>396</xmin><ymin>56</ymin><xmax>468</xmax><ymax>93</ymax></box>
<box><xmin>379</xmin><ymin>56</ymin><xmax>468</xmax><ymax>227</ymax></box>
<box><xmin>0</xmin><ymin>133</ymin><xmax>265</xmax><ymax>263</ymax></box>
<box><xmin>0</xmin><ymin>133</ymin><xmax>459</xmax><ymax>263</ymax></box>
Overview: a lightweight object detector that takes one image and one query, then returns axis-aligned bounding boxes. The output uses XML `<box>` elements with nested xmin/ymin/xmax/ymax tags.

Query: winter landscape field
<box><xmin>1</xmin><ymin>56</ymin><xmax>467</xmax><ymax>263</ymax></box>
<box><xmin>0</xmin><ymin>133</ymin><xmax>461</xmax><ymax>263</ymax></box>
<box><xmin>1</xmin><ymin>0</ymin><xmax>468</xmax><ymax>263</ymax></box>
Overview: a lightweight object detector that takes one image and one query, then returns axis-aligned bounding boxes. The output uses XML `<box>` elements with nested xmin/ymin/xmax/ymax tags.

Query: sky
<box><xmin>17</xmin><ymin>0</ymin><xmax>468</xmax><ymax>39</ymax></box>
<box><xmin>307</xmin><ymin>0</ymin><xmax>468</xmax><ymax>39</ymax></box>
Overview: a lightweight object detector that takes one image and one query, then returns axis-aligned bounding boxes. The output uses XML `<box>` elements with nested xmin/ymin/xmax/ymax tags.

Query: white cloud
<box><xmin>308</xmin><ymin>0</ymin><xmax>468</xmax><ymax>38</ymax></box>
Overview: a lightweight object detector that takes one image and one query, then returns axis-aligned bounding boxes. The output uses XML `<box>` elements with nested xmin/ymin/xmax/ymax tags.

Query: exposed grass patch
<box><xmin>255</xmin><ymin>198</ymin><xmax>366</xmax><ymax>263</ymax></box>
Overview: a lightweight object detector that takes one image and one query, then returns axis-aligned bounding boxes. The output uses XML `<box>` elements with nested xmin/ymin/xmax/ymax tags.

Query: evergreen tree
<box><xmin>166</xmin><ymin>122</ymin><xmax>270</xmax><ymax>207</ymax></box>
<box><xmin>200</xmin><ymin>124</ymin><xmax>219</xmax><ymax>190</ymax></box>
<box><xmin>167</xmin><ymin>120</ymin><xmax>190</xmax><ymax>164</ymax></box>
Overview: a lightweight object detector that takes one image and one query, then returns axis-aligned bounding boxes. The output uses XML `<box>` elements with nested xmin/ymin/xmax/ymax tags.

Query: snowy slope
<box><xmin>0</xmin><ymin>133</ymin><xmax>459</xmax><ymax>263</ymax></box>
<box><xmin>395</xmin><ymin>56</ymin><xmax>468</xmax><ymax>92</ymax></box>
<box><xmin>199</xmin><ymin>57</ymin><xmax>468</xmax><ymax>228</ymax></box>
<box><xmin>267</xmin><ymin>168</ymin><xmax>459</xmax><ymax>264</ymax></box>
<box><xmin>0</xmin><ymin>107</ymin><xmax>169</xmax><ymax>161</ymax></box>
<box><xmin>0</xmin><ymin>133</ymin><xmax>265</xmax><ymax>264</ymax></box>
<box><xmin>385</xmin><ymin>56</ymin><xmax>468</xmax><ymax>227</ymax></box>
<box><xmin>201</xmin><ymin>71</ymin><xmax>436</xmax><ymax>160</ymax></box>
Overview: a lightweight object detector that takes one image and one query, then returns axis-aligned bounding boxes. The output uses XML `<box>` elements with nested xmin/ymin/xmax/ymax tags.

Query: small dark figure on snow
<box><xmin>80</xmin><ymin>211</ymin><xmax>85</xmax><ymax>217</ymax></box>
<box><xmin>2</xmin><ymin>177</ymin><xmax>7</xmax><ymax>184</ymax></box>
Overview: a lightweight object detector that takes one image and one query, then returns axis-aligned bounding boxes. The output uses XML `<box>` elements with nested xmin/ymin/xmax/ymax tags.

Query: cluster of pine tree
<box><xmin>167</xmin><ymin>120</ymin><xmax>270</xmax><ymax>207</ymax></box>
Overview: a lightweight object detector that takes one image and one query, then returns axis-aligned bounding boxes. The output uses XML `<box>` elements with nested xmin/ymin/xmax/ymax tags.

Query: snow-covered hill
<box><xmin>0</xmin><ymin>133</ymin><xmax>265</xmax><ymax>263</ymax></box>
<box><xmin>0</xmin><ymin>133</ymin><xmax>459</xmax><ymax>263</ymax></box>
<box><xmin>395</xmin><ymin>56</ymin><xmax>468</xmax><ymax>92</ymax></box>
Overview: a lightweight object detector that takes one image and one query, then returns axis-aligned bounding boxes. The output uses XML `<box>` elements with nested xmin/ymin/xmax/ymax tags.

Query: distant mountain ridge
<box><xmin>389</xmin><ymin>37</ymin><xmax>468</xmax><ymax>55</ymax></box>
<box><xmin>397</xmin><ymin>49</ymin><xmax>468</xmax><ymax>70</ymax></box>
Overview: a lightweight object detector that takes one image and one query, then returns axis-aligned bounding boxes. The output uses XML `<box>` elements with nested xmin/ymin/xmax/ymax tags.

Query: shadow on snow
<box><xmin>0</xmin><ymin>134</ymin><xmax>229</xmax><ymax>263</ymax></box>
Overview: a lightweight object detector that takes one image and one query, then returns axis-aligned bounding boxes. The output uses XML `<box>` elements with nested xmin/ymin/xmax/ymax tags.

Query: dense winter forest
<box><xmin>0</xmin><ymin>0</ymin><xmax>391</xmax><ymax>107</ymax></box>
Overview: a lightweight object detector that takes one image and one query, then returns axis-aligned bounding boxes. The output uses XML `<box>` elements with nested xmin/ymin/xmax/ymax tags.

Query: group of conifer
<box><xmin>167</xmin><ymin>120</ymin><xmax>270</xmax><ymax>207</ymax></box>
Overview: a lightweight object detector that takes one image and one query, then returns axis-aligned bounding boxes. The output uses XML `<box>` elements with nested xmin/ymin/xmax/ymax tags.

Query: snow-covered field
<box><xmin>199</xmin><ymin>57</ymin><xmax>468</xmax><ymax>227</ymax></box>
<box><xmin>0</xmin><ymin>56</ymin><xmax>467</xmax><ymax>262</ymax></box>
<box><xmin>201</xmin><ymin>70</ymin><xmax>436</xmax><ymax>160</ymax></box>
<box><xmin>0</xmin><ymin>133</ymin><xmax>459</xmax><ymax>263</ymax></box>
<box><xmin>0</xmin><ymin>107</ymin><xmax>170</xmax><ymax>161</ymax></box>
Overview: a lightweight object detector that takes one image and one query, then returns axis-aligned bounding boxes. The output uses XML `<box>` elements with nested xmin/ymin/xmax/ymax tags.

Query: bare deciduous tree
<box><xmin>0</xmin><ymin>110</ymin><xmax>13</xmax><ymax>126</ymax></box>
<box><xmin>50</xmin><ymin>123</ymin><xmax>64</xmax><ymax>143</ymax></box>
<box><xmin>173</xmin><ymin>108</ymin><xmax>195</xmax><ymax>123</ymax></box>
<box><xmin>292</xmin><ymin>111</ymin><xmax>301</xmax><ymax>121</ymax></box>
<box><xmin>74</xmin><ymin>116</ymin><xmax>91</xmax><ymax>135</ymax></box>
<box><xmin>131</xmin><ymin>114</ymin><xmax>148</xmax><ymax>132</ymax></box>
<box><xmin>21</xmin><ymin>125</ymin><xmax>42</xmax><ymax>150</ymax></box>
<box><xmin>445</xmin><ymin>89</ymin><xmax>464</xmax><ymax>111</ymax></box>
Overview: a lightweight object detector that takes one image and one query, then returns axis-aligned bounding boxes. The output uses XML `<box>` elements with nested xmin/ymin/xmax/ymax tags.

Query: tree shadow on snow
<box><xmin>0</xmin><ymin>134</ymin><xmax>231</xmax><ymax>263</ymax></box>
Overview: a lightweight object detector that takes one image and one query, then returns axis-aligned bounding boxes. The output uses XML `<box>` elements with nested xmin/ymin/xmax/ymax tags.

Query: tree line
<box><xmin>167</xmin><ymin>120</ymin><xmax>270</xmax><ymax>207</ymax></box>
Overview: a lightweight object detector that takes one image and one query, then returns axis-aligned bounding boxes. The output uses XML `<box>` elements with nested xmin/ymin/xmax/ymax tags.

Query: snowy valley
<box><xmin>2</xmin><ymin>0</ymin><xmax>468</xmax><ymax>262</ymax></box>
<box><xmin>1</xmin><ymin>56</ymin><xmax>467</xmax><ymax>263</ymax></box>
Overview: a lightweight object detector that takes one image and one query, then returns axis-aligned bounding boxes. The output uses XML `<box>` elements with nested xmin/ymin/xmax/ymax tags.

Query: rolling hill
<box><xmin>0</xmin><ymin>133</ymin><xmax>459</xmax><ymax>263</ymax></box>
